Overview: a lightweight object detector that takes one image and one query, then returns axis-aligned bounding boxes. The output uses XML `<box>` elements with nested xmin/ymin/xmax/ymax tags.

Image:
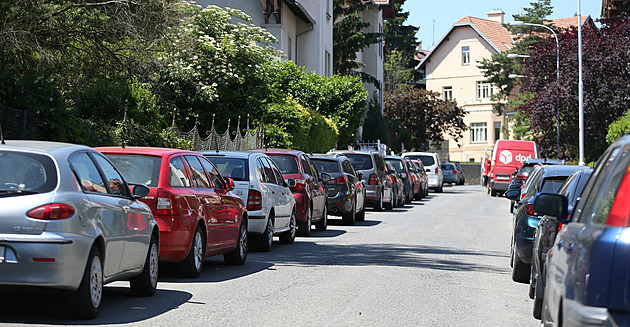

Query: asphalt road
<box><xmin>0</xmin><ymin>184</ymin><xmax>541</xmax><ymax>326</ymax></box>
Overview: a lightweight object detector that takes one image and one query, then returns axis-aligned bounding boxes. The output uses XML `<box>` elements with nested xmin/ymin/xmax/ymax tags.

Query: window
<box><xmin>184</xmin><ymin>156</ymin><xmax>210</xmax><ymax>188</ymax></box>
<box><xmin>269</xmin><ymin>159</ymin><xmax>286</xmax><ymax>186</ymax></box>
<box><xmin>288</xmin><ymin>37</ymin><xmax>292</xmax><ymax>61</ymax></box>
<box><xmin>494</xmin><ymin>122</ymin><xmax>502</xmax><ymax>141</ymax></box>
<box><xmin>443</xmin><ymin>86</ymin><xmax>453</xmax><ymax>101</ymax></box>
<box><xmin>70</xmin><ymin>152</ymin><xmax>107</xmax><ymax>194</ymax></box>
<box><xmin>261</xmin><ymin>157</ymin><xmax>278</xmax><ymax>184</ymax></box>
<box><xmin>199</xmin><ymin>157</ymin><xmax>224</xmax><ymax>189</ymax></box>
<box><xmin>462</xmin><ymin>46</ymin><xmax>470</xmax><ymax>65</ymax></box>
<box><xmin>471</xmin><ymin>122</ymin><xmax>488</xmax><ymax>143</ymax></box>
<box><xmin>92</xmin><ymin>153</ymin><xmax>129</xmax><ymax>197</ymax></box>
<box><xmin>169</xmin><ymin>156</ymin><xmax>191</xmax><ymax>187</ymax></box>
<box><xmin>477</xmin><ymin>81</ymin><xmax>494</xmax><ymax>100</ymax></box>
<box><xmin>325</xmin><ymin>50</ymin><xmax>331</xmax><ymax>77</ymax></box>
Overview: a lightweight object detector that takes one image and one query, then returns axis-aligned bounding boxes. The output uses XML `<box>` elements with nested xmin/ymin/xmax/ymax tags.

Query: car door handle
<box><xmin>557</xmin><ymin>240</ymin><xmax>564</xmax><ymax>248</ymax></box>
<box><xmin>566</xmin><ymin>243</ymin><xmax>575</xmax><ymax>253</ymax></box>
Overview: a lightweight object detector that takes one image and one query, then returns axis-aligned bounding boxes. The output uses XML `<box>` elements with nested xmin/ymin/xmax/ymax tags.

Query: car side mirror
<box><xmin>505</xmin><ymin>188</ymin><xmax>520</xmax><ymax>201</ymax></box>
<box><xmin>286</xmin><ymin>178</ymin><xmax>297</xmax><ymax>188</ymax></box>
<box><xmin>224</xmin><ymin>177</ymin><xmax>235</xmax><ymax>192</ymax></box>
<box><xmin>132</xmin><ymin>184</ymin><xmax>150</xmax><ymax>199</ymax></box>
<box><xmin>533</xmin><ymin>193</ymin><xmax>568</xmax><ymax>220</ymax></box>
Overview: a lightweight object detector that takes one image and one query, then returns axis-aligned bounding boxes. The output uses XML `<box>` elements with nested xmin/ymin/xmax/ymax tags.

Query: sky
<box><xmin>401</xmin><ymin>0</ymin><xmax>603</xmax><ymax>49</ymax></box>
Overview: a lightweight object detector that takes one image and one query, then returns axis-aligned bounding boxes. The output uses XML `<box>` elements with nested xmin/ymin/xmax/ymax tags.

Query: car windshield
<box><xmin>106</xmin><ymin>154</ymin><xmax>162</xmax><ymax>187</ymax></box>
<box><xmin>407</xmin><ymin>155</ymin><xmax>435</xmax><ymax>167</ymax></box>
<box><xmin>268</xmin><ymin>155</ymin><xmax>299</xmax><ymax>174</ymax></box>
<box><xmin>206</xmin><ymin>157</ymin><xmax>249</xmax><ymax>181</ymax></box>
<box><xmin>443</xmin><ymin>164</ymin><xmax>455</xmax><ymax>170</ymax></box>
<box><xmin>0</xmin><ymin>151</ymin><xmax>57</xmax><ymax>195</ymax></box>
<box><xmin>386</xmin><ymin>159</ymin><xmax>404</xmax><ymax>172</ymax></box>
<box><xmin>540</xmin><ymin>177</ymin><xmax>569</xmax><ymax>194</ymax></box>
<box><xmin>344</xmin><ymin>154</ymin><xmax>373</xmax><ymax>170</ymax></box>
<box><xmin>311</xmin><ymin>159</ymin><xmax>340</xmax><ymax>173</ymax></box>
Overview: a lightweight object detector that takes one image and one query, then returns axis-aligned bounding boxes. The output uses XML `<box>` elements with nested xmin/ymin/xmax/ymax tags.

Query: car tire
<box><xmin>178</xmin><ymin>225</ymin><xmax>204</xmax><ymax>278</ymax></box>
<box><xmin>374</xmin><ymin>191</ymin><xmax>384</xmax><ymax>211</ymax></box>
<box><xmin>356</xmin><ymin>198</ymin><xmax>366</xmax><ymax>222</ymax></box>
<box><xmin>342</xmin><ymin>200</ymin><xmax>356</xmax><ymax>225</ymax></box>
<box><xmin>279</xmin><ymin>210</ymin><xmax>296</xmax><ymax>244</ymax></box>
<box><xmin>491</xmin><ymin>188</ymin><xmax>497</xmax><ymax>197</ymax></box>
<box><xmin>384</xmin><ymin>191</ymin><xmax>394</xmax><ymax>210</ymax></box>
<box><xmin>532</xmin><ymin>267</ymin><xmax>544</xmax><ymax>320</ymax></box>
<box><xmin>512</xmin><ymin>248</ymin><xmax>531</xmax><ymax>283</ymax></box>
<box><xmin>405</xmin><ymin>189</ymin><xmax>412</xmax><ymax>204</ymax></box>
<box><xmin>297</xmin><ymin>206</ymin><xmax>312</xmax><ymax>237</ymax></box>
<box><xmin>224</xmin><ymin>218</ymin><xmax>248</xmax><ymax>265</ymax></box>
<box><xmin>315</xmin><ymin>204</ymin><xmax>328</xmax><ymax>231</ymax></box>
<box><xmin>437</xmin><ymin>183</ymin><xmax>444</xmax><ymax>193</ymax></box>
<box><xmin>255</xmin><ymin>216</ymin><xmax>273</xmax><ymax>252</ymax></box>
<box><xmin>68</xmin><ymin>246</ymin><xmax>103</xmax><ymax>319</ymax></box>
<box><xmin>130</xmin><ymin>234</ymin><xmax>159</xmax><ymax>297</ymax></box>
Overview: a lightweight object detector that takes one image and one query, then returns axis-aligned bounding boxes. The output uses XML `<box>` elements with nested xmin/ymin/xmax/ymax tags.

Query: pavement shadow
<box><xmin>0</xmin><ymin>287</ymin><xmax>191</xmax><ymax>324</ymax></box>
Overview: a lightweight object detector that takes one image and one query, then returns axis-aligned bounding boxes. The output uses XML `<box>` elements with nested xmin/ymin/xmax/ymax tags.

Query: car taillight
<box><xmin>157</xmin><ymin>189</ymin><xmax>178</xmax><ymax>216</ymax></box>
<box><xmin>606</xmin><ymin>167</ymin><xmax>630</xmax><ymax>227</ymax></box>
<box><xmin>435</xmin><ymin>167</ymin><xmax>439</xmax><ymax>174</ymax></box>
<box><xmin>527</xmin><ymin>203</ymin><xmax>537</xmax><ymax>216</ymax></box>
<box><xmin>293</xmin><ymin>179</ymin><xmax>306</xmax><ymax>190</ymax></box>
<box><xmin>247</xmin><ymin>189</ymin><xmax>262</xmax><ymax>211</ymax></box>
<box><xmin>326</xmin><ymin>176</ymin><xmax>348</xmax><ymax>185</ymax></box>
<box><xmin>27</xmin><ymin>203</ymin><xmax>75</xmax><ymax>220</ymax></box>
<box><xmin>517</xmin><ymin>173</ymin><xmax>528</xmax><ymax>181</ymax></box>
<box><xmin>453</xmin><ymin>169</ymin><xmax>457</xmax><ymax>174</ymax></box>
<box><xmin>368</xmin><ymin>173</ymin><xmax>378</xmax><ymax>185</ymax></box>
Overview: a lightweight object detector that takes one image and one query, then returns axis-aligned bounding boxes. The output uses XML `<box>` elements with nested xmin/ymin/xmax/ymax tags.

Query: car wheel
<box><xmin>342</xmin><ymin>200</ymin><xmax>356</xmax><ymax>225</ymax></box>
<box><xmin>315</xmin><ymin>204</ymin><xmax>328</xmax><ymax>231</ymax></box>
<box><xmin>279</xmin><ymin>210</ymin><xmax>296</xmax><ymax>244</ymax></box>
<box><xmin>491</xmin><ymin>189</ymin><xmax>497</xmax><ymax>197</ymax></box>
<box><xmin>178</xmin><ymin>225</ymin><xmax>204</xmax><ymax>278</ymax></box>
<box><xmin>68</xmin><ymin>246</ymin><xmax>103</xmax><ymax>319</ymax></box>
<box><xmin>374</xmin><ymin>191</ymin><xmax>384</xmax><ymax>211</ymax></box>
<box><xmin>224</xmin><ymin>218</ymin><xmax>248</xmax><ymax>265</ymax></box>
<box><xmin>130</xmin><ymin>234</ymin><xmax>159</xmax><ymax>297</ymax></box>
<box><xmin>356</xmin><ymin>197</ymin><xmax>366</xmax><ymax>222</ymax></box>
<box><xmin>405</xmin><ymin>189</ymin><xmax>412</xmax><ymax>204</ymax></box>
<box><xmin>437</xmin><ymin>183</ymin><xmax>444</xmax><ymax>193</ymax></box>
<box><xmin>511</xmin><ymin>247</ymin><xmax>531</xmax><ymax>283</ymax></box>
<box><xmin>384</xmin><ymin>191</ymin><xmax>394</xmax><ymax>210</ymax></box>
<box><xmin>255</xmin><ymin>215</ymin><xmax>273</xmax><ymax>252</ymax></box>
<box><xmin>297</xmin><ymin>206</ymin><xmax>312</xmax><ymax>237</ymax></box>
<box><xmin>529</xmin><ymin>264</ymin><xmax>537</xmax><ymax>299</ymax></box>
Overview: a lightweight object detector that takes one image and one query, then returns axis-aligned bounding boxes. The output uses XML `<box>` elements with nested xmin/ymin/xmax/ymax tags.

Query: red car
<box><xmin>97</xmin><ymin>147</ymin><xmax>248</xmax><ymax>278</ymax></box>
<box><xmin>252</xmin><ymin>149</ymin><xmax>328</xmax><ymax>236</ymax></box>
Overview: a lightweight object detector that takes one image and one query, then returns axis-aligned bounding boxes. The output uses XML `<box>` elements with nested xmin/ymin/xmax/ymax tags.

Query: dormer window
<box><xmin>462</xmin><ymin>46</ymin><xmax>470</xmax><ymax>65</ymax></box>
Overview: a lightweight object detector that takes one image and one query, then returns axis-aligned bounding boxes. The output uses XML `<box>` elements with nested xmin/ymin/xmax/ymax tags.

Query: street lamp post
<box><xmin>509</xmin><ymin>21</ymin><xmax>561</xmax><ymax>159</ymax></box>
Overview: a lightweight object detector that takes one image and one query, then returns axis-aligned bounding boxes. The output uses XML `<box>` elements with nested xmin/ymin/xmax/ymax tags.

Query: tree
<box><xmin>521</xmin><ymin>17</ymin><xmax>630</xmax><ymax>161</ymax></box>
<box><xmin>383</xmin><ymin>0</ymin><xmax>418</xmax><ymax>69</ymax></box>
<box><xmin>333</xmin><ymin>0</ymin><xmax>380</xmax><ymax>84</ymax></box>
<box><xmin>384</xmin><ymin>50</ymin><xmax>416</xmax><ymax>92</ymax></box>
<box><xmin>384</xmin><ymin>86</ymin><xmax>467</xmax><ymax>149</ymax></box>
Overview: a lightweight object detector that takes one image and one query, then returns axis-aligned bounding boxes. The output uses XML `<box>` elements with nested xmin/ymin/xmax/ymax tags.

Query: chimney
<box><xmin>487</xmin><ymin>9</ymin><xmax>505</xmax><ymax>24</ymax></box>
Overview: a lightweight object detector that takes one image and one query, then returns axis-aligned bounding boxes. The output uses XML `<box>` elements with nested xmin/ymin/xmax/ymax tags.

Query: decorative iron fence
<box><xmin>171</xmin><ymin>115</ymin><xmax>264</xmax><ymax>151</ymax></box>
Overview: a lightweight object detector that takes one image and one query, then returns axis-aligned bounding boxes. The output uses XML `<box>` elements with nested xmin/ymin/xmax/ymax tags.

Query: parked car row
<box><xmin>504</xmin><ymin>136</ymin><xmax>630</xmax><ymax>325</ymax></box>
<box><xmin>0</xmin><ymin>141</ymin><xmax>452</xmax><ymax>320</ymax></box>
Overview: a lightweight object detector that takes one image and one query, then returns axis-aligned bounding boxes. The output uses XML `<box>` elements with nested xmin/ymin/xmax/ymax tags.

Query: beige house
<box><xmin>418</xmin><ymin>10</ymin><xmax>514</xmax><ymax>163</ymax></box>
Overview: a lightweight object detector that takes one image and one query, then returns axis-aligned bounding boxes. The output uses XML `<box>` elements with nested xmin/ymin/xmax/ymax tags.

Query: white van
<box><xmin>402</xmin><ymin>152</ymin><xmax>444</xmax><ymax>193</ymax></box>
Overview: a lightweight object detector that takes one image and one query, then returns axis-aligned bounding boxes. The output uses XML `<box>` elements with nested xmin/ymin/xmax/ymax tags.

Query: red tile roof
<box><xmin>547</xmin><ymin>15</ymin><xmax>592</xmax><ymax>29</ymax></box>
<box><xmin>455</xmin><ymin>16</ymin><xmax>514</xmax><ymax>52</ymax></box>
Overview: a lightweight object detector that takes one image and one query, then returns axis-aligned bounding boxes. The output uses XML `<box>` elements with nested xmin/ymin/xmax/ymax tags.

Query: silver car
<box><xmin>0</xmin><ymin>141</ymin><xmax>158</xmax><ymax>319</ymax></box>
<box><xmin>202</xmin><ymin>151</ymin><xmax>296</xmax><ymax>252</ymax></box>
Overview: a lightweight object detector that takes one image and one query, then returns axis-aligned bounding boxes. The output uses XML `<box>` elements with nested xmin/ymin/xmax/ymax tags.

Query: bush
<box><xmin>606</xmin><ymin>110</ymin><xmax>630</xmax><ymax>144</ymax></box>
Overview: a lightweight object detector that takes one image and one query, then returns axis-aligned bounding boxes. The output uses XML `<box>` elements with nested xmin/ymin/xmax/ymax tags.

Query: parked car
<box><xmin>385</xmin><ymin>155</ymin><xmax>413</xmax><ymax>204</ymax></box>
<box><xmin>441</xmin><ymin>161</ymin><xmax>460</xmax><ymax>185</ymax></box>
<box><xmin>201</xmin><ymin>151</ymin><xmax>297</xmax><ymax>252</ymax></box>
<box><xmin>410</xmin><ymin>159</ymin><xmax>430</xmax><ymax>198</ymax></box>
<box><xmin>404</xmin><ymin>158</ymin><xmax>422</xmax><ymax>202</ymax></box>
<box><xmin>99</xmin><ymin>147</ymin><xmax>248</xmax><ymax>278</ymax></box>
<box><xmin>402</xmin><ymin>152</ymin><xmax>443</xmax><ymax>193</ymax></box>
<box><xmin>454</xmin><ymin>162</ymin><xmax>465</xmax><ymax>185</ymax></box>
<box><xmin>529</xmin><ymin>168</ymin><xmax>593</xmax><ymax>319</ymax></box>
<box><xmin>328</xmin><ymin>150</ymin><xmax>393</xmax><ymax>211</ymax></box>
<box><xmin>534</xmin><ymin>134</ymin><xmax>630</xmax><ymax>326</ymax></box>
<box><xmin>0</xmin><ymin>141</ymin><xmax>158</xmax><ymax>319</ymax></box>
<box><xmin>489</xmin><ymin>140</ymin><xmax>538</xmax><ymax>196</ymax></box>
<box><xmin>506</xmin><ymin>164</ymin><xmax>589</xmax><ymax>284</ymax></box>
<box><xmin>310</xmin><ymin>154</ymin><xmax>366</xmax><ymax>225</ymax></box>
<box><xmin>508</xmin><ymin>158</ymin><xmax>564</xmax><ymax>213</ymax></box>
<box><xmin>253</xmin><ymin>149</ymin><xmax>328</xmax><ymax>236</ymax></box>
<box><xmin>386</xmin><ymin>161</ymin><xmax>405</xmax><ymax>208</ymax></box>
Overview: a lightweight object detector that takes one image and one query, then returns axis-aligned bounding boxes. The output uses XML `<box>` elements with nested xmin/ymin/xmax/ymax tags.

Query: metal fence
<box><xmin>171</xmin><ymin>115</ymin><xmax>264</xmax><ymax>151</ymax></box>
<box><xmin>0</xmin><ymin>105</ymin><xmax>37</xmax><ymax>140</ymax></box>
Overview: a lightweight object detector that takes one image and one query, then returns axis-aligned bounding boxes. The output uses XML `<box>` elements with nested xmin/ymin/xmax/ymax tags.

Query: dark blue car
<box><xmin>534</xmin><ymin>134</ymin><xmax>630</xmax><ymax>326</ymax></box>
<box><xmin>507</xmin><ymin>164</ymin><xmax>590</xmax><ymax>284</ymax></box>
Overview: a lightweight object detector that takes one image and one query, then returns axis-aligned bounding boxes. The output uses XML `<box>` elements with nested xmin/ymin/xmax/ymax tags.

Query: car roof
<box><xmin>329</xmin><ymin>150</ymin><xmax>377</xmax><ymax>155</ymax></box>
<box><xmin>522</xmin><ymin>158</ymin><xmax>564</xmax><ymax>166</ymax></box>
<box><xmin>0</xmin><ymin>140</ymin><xmax>89</xmax><ymax>154</ymax></box>
<box><xmin>251</xmin><ymin>148</ymin><xmax>304</xmax><ymax>156</ymax></box>
<box><xmin>200</xmin><ymin>150</ymin><xmax>253</xmax><ymax>159</ymax></box>
<box><xmin>96</xmin><ymin>146</ymin><xmax>199</xmax><ymax>156</ymax></box>
<box><xmin>540</xmin><ymin>165</ymin><xmax>591</xmax><ymax>178</ymax></box>
<box><xmin>402</xmin><ymin>152</ymin><xmax>437</xmax><ymax>156</ymax></box>
<box><xmin>384</xmin><ymin>156</ymin><xmax>404</xmax><ymax>160</ymax></box>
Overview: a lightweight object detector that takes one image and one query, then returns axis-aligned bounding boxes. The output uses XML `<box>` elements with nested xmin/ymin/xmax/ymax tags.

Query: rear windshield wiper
<box><xmin>0</xmin><ymin>189</ymin><xmax>39</xmax><ymax>196</ymax></box>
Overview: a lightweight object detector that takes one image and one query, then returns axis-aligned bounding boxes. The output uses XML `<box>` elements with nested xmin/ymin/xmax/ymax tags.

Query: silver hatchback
<box><xmin>0</xmin><ymin>141</ymin><xmax>159</xmax><ymax>319</ymax></box>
